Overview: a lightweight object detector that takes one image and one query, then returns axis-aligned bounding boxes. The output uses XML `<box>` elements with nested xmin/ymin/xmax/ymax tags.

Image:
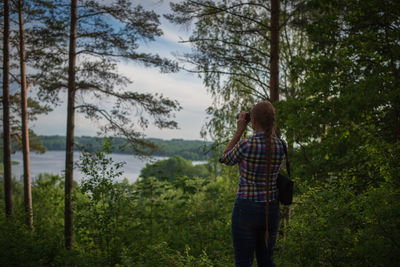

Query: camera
<box><xmin>236</xmin><ymin>112</ymin><xmax>251</xmax><ymax>123</ymax></box>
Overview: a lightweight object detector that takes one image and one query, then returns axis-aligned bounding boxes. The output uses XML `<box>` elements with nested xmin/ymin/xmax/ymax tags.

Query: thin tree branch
<box><xmin>182</xmin><ymin>37</ymin><xmax>270</xmax><ymax>57</ymax></box>
<box><xmin>9</xmin><ymin>71</ymin><xmax>21</xmax><ymax>84</ymax></box>
<box><xmin>182</xmin><ymin>67</ymin><xmax>270</xmax><ymax>90</ymax></box>
<box><xmin>188</xmin><ymin>0</ymin><xmax>270</xmax><ymax>30</ymax></box>
<box><xmin>77</xmin><ymin>11</ymin><xmax>109</xmax><ymax>20</ymax></box>
<box><xmin>233</xmin><ymin>78</ymin><xmax>268</xmax><ymax>99</ymax></box>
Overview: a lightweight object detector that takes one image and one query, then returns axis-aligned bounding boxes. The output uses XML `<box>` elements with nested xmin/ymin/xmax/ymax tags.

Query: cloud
<box><xmin>134</xmin><ymin>0</ymin><xmax>193</xmax><ymax>48</ymax></box>
<box><xmin>31</xmin><ymin>91</ymin><xmax>100</xmax><ymax>137</ymax></box>
<box><xmin>159</xmin><ymin>21</ymin><xmax>192</xmax><ymax>46</ymax></box>
<box><xmin>117</xmin><ymin>61</ymin><xmax>211</xmax><ymax>110</ymax></box>
<box><xmin>116</xmin><ymin>61</ymin><xmax>212</xmax><ymax>139</ymax></box>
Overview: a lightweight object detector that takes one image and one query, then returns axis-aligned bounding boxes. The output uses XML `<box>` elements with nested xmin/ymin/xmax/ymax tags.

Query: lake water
<box><xmin>11</xmin><ymin>151</ymin><xmax>206</xmax><ymax>184</ymax></box>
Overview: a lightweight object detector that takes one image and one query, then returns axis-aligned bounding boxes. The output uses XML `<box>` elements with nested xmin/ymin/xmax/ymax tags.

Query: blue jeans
<box><xmin>231</xmin><ymin>198</ymin><xmax>280</xmax><ymax>267</ymax></box>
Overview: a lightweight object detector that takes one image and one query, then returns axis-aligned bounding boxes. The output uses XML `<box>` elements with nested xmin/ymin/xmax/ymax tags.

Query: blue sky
<box><xmin>30</xmin><ymin>0</ymin><xmax>213</xmax><ymax>141</ymax></box>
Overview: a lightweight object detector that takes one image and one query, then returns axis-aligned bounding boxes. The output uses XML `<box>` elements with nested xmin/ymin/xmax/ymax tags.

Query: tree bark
<box><xmin>389</xmin><ymin>51</ymin><xmax>399</xmax><ymax>144</ymax></box>
<box><xmin>18</xmin><ymin>0</ymin><xmax>33</xmax><ymax>230</ymax></box>
<box><xmin>65</xmin><ymin>0</ymin><xmax>77</xmax><ymax>249</ymax></box>
<box><xmin>269</xmin><ymin>0</ymin><xmax>280</xmax><ymax>102</ymax></box>
<box><xmin>270</xmin><ymin>0</ymin><xmax>291</xmax><ymax>242</ymax></box>
<box><xmin>394</xmin><ymin>104</ymin><xmax>399</xmax><ymax>143</ymax></box>
<box><xmin>3</xmin><ymin>0</ymin><xmax>13</xmax><ymax>217</ymax></box>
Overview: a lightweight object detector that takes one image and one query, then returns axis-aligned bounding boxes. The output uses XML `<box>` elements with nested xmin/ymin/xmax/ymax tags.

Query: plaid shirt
<box><xmin>219</xmin><ymin>133</ymin><xmax>285</xmax><ymax>202</ymax></box>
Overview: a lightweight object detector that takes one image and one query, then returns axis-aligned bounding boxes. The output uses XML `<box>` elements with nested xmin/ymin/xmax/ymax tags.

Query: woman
<box><xmin>219</xmin><ymin>101</ymin><xmax>285</xmax><ymax>267</ymax></box>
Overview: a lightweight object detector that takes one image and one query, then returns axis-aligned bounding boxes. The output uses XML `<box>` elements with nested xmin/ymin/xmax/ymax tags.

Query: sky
<box><xmin>30</xmin><ymin>0</ymin><xmax>213</xmax><ymax>141</ymax></box>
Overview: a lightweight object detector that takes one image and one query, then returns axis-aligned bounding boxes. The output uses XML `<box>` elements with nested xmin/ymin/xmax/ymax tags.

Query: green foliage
<box><xmin>149</xmin><ymin>138</ymin><xmax>212</xmax><ymax>161</ymax></box>
<box><xmin>75</xmin><ymin>139</ymin><xmax>131</xmax><ymax>265</ymax></box>
<box><xmin>169</xmin><ymin>0</ymin><xmax>400</xmax><ymax>265</ymax></box>
<box><xmin>0</xmin><ymin>139</ymin><xmax>236</xmax><ymax>266</ymax></box>
<box><xmin>126</xmin><ymin>243</ymin><xmax>214</xmax><ymax>267</ymax></box>
<box><xmin>10</xmin><ymin>130</ymin><xmax>47</xmax><ymax>154</ymax></box>
<box><xmin>273</xmin><ymin>0</ymin><xmax>400</xmax><ymax>265</ymax></box>
<box><xmin>278</xmin><ymin>172</ymin><xmax>400</xmax><ymax>266</ymax></box>
<box><xmin>2</xmin><ymin>0</ymin><xmax>400</xmax><ymax>265</ymax></box>
<box><xmin>0</xmin><ymin>174</ymin><xmax>69</xmax><ymax>265</ymax></box>
<box><xmin>2</xmin><ymin>141</ymin><xmax>399</xmax><ymax>265</ymax></box>
<box><xmin>140</xmin><ymin>155</ymin><xmax>209</xmax><ymax>182</ymax></box>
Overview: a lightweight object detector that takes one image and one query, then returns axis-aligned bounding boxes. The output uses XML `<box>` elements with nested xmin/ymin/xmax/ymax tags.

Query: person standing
<box><xmin>219</xmin><ymin>101</ymin><xmax>285</xmax><ymax>267</ymax></box>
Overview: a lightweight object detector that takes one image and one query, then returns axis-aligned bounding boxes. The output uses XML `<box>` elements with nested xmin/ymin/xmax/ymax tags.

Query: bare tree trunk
<box><xmin>18</xmin><ymin>0</ymin><xmax>33</xmax><ymax>230</ymax></box>
<box><xmin>395</xmin><ymin>106</ymin><xmax>399</xmax><ymax>143</ymax></box>
<box><xmin>3</xmin><ymin>0</ymin><xmax>13</xmax><ymax>217</ymax></box>
<box><xmin>65</xmin><ymin>0</ymin><xmax>77</xmax><ymax>249</ymax></box>
<box><xmin>269</xmin><ymin>0</ymin><xmax>280</xmax><ymax>102</ymax></box>
<box><xmin>270</xmin><ymin>0</ymin><xmax>292</xmax><ymax>243</ymax></box>
<box><xmin>389</xmin><ymin>49</ymin><xmax>399</xmax><ymax>143</ymax></box>
<box><xmin>323</xmin><ymin>95</ymin><xmax>328</xmax><ymax>137</ymax></box>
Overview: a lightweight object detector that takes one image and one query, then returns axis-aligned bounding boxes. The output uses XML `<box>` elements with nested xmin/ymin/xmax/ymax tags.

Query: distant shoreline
<box><xmin>36</xmin><ymin>135</ymin><xmax>213</xmax><ymax>161</ymax></box>
<box><xmin>38</xmin><ymin>134</ymin><xmax>209</xmax><ymax>142</ymax></box>
<box><xmin>10</xmin><ymin>151</ymin><xmax>207</xmax><ymax>182</ymax></box>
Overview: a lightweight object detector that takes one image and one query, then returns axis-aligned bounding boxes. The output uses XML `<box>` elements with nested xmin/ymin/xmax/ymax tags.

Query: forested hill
<box><xmin>37</xmin><ymin>135</ymin><xmax>212</xmax><ymax>161</ymax></box>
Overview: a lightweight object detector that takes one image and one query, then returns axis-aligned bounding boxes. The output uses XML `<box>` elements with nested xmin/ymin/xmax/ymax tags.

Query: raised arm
<box><xmin>222</xmin><ymin>112</ymin><xmax>249</xmax><ymax>154</ymax></box>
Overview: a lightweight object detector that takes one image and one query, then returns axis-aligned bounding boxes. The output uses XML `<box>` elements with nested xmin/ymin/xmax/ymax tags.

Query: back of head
<box><xmin>251</xmin><ymin>101</ymin><xmax>276</xmax><ymax>135</ymax></box>
<box><xmin>251</xmin><ymin>101</ymin><xmax>276</xmax><ymax>194</ymax></box>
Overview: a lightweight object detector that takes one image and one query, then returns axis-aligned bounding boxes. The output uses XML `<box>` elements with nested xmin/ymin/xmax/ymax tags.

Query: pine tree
<box><xmin>64</xmin><ymin>0</ymin><xmax>77</xmax><ymax>249</ymax></box>
<box><xmin>2</xmin><ymin>0</ymin><xmax>13</xmax><ymax>217</ymax></box>
<box><xmin>0</xmin><ymin>0</ymin><xmax>60</xmax><ymax>227</ymax></box>
<box><xmin>59</xmin><ymin>0</ymin><xmax>182</xmax><ymax>249</ymax></box>
<box><xmin>166</xmin><ymin>0</ymin><xmax>306</xmax><ymax>141</ymax></box>
<box><xmin>17</xmin><ymin>0</ymin><xmax>33</xmax><ymax>229</ymax></box>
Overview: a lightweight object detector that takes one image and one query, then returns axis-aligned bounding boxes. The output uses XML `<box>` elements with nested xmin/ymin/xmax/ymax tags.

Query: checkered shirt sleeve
<box><xmin>219</xmin><ymin>139</ymin><xmax>249</xmax><ymax>165</ymax></box>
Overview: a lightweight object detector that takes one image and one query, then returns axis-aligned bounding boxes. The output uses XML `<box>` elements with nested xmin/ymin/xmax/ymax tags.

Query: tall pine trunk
<box><xmin>270</xmin><ymin>0</ymin><xmax>292</xmax><ymax>243</ymax></box>
<box><xmin>18</xmin><ymin>0</ymin><xmax>33</xmax><ymax>229</ymax></box>
<box><xmin>269</xmin><ymin>0</ymin><xmax>280</xmax><ymax>102</ymax></box>
<box><xmin>65</xmin><ymin>0</ymin><xmax>77</xmax><ymax>249</ymax></box>
<box><xmin>3</xmin><ymin>0</ymin><xmax>13</xmax><ymax>217</ymax></box>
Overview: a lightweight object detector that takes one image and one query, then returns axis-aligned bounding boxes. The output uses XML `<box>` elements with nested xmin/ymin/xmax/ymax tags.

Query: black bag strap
<box><xmin>280</xmin><ymin>139</ymin><xmax>291</xmax><ymax>178</ymax></box>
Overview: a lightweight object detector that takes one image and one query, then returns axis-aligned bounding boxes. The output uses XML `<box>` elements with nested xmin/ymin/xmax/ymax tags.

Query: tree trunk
<box><xmin>395</xmin><ymin>106</ymin><xmax>399</xmax><ymax>143</ymax></box>
<box><xmin>3</xmin><ymin>0</ymin><xmax>13</xmax><ymax>217</ymax></box>
<box><xmin>18</xmin><ymin>0</ymin><xmax>33</xmax><ymax>230</ymax></box>
<box><xmin>390</xmin><ymin>56</ymin><xmax>399</xmax><ymax>143</ymax></box>
<box><xmin>65</xmin><ymin>0</ymin><xmax>77</xmax><ymax>249</ymax></box>
<box><xmin>269</xmin><ymin>0</ymin><xmax>280</xmax><ymax>102</ymax></box>
<box><xmin>270</xmin><ymin>0</ymin><xmax>291</xmax><ymax>242</ymax></box>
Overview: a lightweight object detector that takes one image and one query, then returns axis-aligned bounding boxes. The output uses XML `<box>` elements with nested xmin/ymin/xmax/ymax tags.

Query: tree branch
<box><xmin>182</xmin><ymin>37</ymin><xmax>270</xmax><ymax>57</ymax></box>
<box><xmin>182</xmin><ymin>67</ymin><xmax>270</xmax><ymax>90</ymax></box>
<box><xmin>77</xmin><ymin>11</ymin><xmax>109</xmax><ymax>20</ymax></box>
<box><xmin>188</xmin><ymin>0</ymin><xmax>270</xmax><ymax>30</ymax></box>
<box><xmin>233</xmin><ymin>78</ymin><xmax>268</xmax><ymax>99</ymax></box>
<box><xmin>9</xmin><ymin>71</ymin><xmax>21</xmax><ymax>84</ymax></box>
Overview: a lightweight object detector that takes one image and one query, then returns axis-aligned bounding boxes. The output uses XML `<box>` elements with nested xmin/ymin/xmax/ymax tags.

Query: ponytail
<box><xmin>264</xmin><ymin>126</ymin><xmax>273</xmax><ymax>246</ymax></box>
<box><xmin>251</xmin><ymin>101</ymin><xmax>276</xmax><ymax>247</ymax></box>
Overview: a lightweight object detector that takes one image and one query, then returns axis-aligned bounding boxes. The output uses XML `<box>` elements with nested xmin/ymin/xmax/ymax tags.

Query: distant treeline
<box><xmin>37</xmin><ymin>135</ymin><xmax>212</xmax><ymax>161</ymax></box>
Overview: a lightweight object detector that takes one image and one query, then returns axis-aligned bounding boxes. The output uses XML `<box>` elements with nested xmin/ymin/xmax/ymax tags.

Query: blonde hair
<box><xmin>251</xmin><ymin>100</ymin><xmax>276</xmax><ymax>185</ymax></box>
<box><xmin>251</xmin><ymin>101</ymin><xmax>276</xmax><ymax>245</ymax></box>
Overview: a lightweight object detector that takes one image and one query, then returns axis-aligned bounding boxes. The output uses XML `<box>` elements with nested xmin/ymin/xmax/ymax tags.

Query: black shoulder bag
<box><xmin>277</xmin><ymin>140</ymin><xmax>294</xmax><ymax>205</ymax></box>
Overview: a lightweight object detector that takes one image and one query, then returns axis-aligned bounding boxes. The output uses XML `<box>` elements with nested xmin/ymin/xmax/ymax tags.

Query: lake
<box><xmin>11</xmin><ymin>151</ymin><xmax>206</xmax><ymax>184</ymax></box>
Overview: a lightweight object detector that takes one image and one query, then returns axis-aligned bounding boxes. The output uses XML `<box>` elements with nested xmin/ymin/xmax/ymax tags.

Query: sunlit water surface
<box><xmin>11</xmin><ymin>151</ymin><xmax>206</xmax><ymax>184</ymax></box>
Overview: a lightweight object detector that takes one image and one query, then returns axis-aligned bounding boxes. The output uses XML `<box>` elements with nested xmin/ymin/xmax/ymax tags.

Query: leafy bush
<box><xmin>140</xmin><ymin>155</ymin><xmax>209</xmax><ymax>182</ymax></box>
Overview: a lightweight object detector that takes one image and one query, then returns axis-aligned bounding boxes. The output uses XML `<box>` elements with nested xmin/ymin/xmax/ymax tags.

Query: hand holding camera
<box><xmin>236</xmin><ymin>112</ymin><xmax>250</xmax><ymax>133</ymax></box>
<box><xmin>236</xmin><ymin>112</ymin><xmax>250</xmax><ymax>122</ymax></box>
